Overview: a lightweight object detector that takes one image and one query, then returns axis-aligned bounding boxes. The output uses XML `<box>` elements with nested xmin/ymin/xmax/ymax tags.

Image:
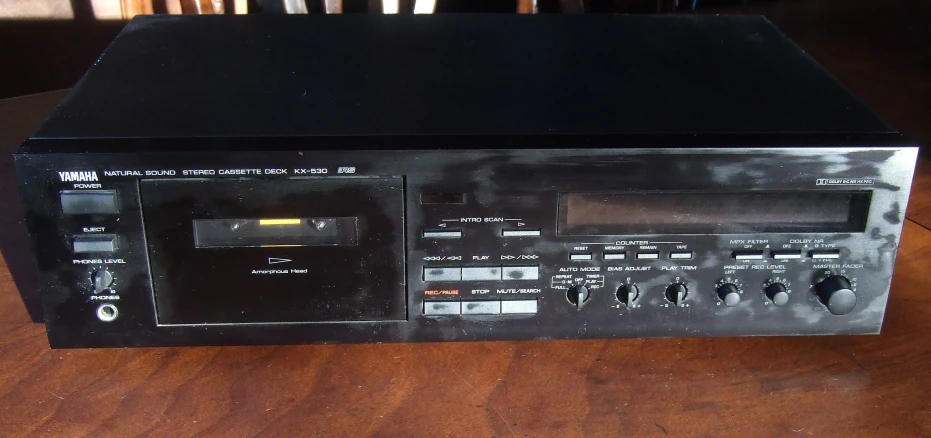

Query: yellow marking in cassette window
<box><xmin>259</xmin><ymin>218</ymin><xmax>302</xmax><ymax>226</ymax></box>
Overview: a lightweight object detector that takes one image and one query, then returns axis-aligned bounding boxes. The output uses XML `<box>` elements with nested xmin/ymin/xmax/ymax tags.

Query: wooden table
<box><xmin>1</xmin><ymin>92</ymin><xmax>929</xmax><ymax>438</ymax></box>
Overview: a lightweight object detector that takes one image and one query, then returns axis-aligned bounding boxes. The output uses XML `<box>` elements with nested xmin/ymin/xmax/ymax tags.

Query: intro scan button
<box><xmin>502</xmin><ymin>229</ymin><xmax>541</xmax><ymax>237</ymax></box>
<box><xmin>423</xmin><ymin>229</ymin><xmax>463</xmax><ymax>239</ymax></box>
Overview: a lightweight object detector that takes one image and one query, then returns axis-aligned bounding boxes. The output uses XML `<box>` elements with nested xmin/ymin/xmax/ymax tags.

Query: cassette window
<box><xmin>193</xmin><ymin>217</ymin><xmax>358</xmax><ymax>248</ymax></box>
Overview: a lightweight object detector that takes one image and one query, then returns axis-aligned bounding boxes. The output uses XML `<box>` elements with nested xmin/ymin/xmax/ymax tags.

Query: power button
<box><xmin>60</xmin><ymin>190</ymin><xmax>119</xmax><ymax>214</ymax></box>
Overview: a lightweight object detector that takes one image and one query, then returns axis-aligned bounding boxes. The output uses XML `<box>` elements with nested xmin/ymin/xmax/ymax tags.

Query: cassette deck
<box><xmin>13</xmin><ymin>15</ymin><xmax>918</xmax><ymax>348</ymax></box>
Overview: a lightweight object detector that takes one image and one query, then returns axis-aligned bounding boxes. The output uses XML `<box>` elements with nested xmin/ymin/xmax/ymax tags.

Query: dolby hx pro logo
<box><xmin>816</xmin><ymin>178</ymin><xmax>874</xmax><ymax>186</ymax></box>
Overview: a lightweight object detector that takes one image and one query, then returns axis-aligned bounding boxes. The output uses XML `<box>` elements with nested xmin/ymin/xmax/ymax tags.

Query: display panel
<box><xmin>559</xmin><ymin>191</ymin><xmax>871</xmax><ymax>235</ymax></box>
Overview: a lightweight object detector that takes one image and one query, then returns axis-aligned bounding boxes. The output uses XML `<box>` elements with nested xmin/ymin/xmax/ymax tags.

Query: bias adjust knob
<box><xmin>765</xmin><ymin>282</ymin><xmax>790</xmax><ymax>306</ymax></box>
<box><xmin>716</xmin><ymin>283</ymin><xmax>741</xmax><ymax>307</ymax></box>
<box><xmin>616</xmin><ymin>284</ymin><xmax>639</xmax><ymax>306</ymax></box>
<box><xmin>665</xmin><ymin>283</ymin><xmax>688</xmax><ymax>306</ymax></box>
<box><xmin>567</xmin><ymin>285</ymin><xmax>590</xmax><ymax>310</ymax></box>
<box><xmin>816</xmin><ymin>275</ymin><xmax>857</xmax><ymax>315</ymax></box>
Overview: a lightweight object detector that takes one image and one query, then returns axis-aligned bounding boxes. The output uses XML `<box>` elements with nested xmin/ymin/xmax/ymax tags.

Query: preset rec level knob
<box><xmin>716</xmin><ymin>283</ymin><xmax>741</xmax><ymax>307</ymax></box>
<box><xmin>567</xmin><ymin>285</ymin><xmax>590</xmax><ymax>310</ymax></box>
<box><xmin>765</xmin><ymin>282</ymin><xmax>790</xmax><ymax>306</ymax></box>
<box><xmin>617</xmin><ymin>284</ymin><xmax>639</xmax><ymax>306</ymax></box>
<box><xmin>665</xmin><ymin>283</ymin><xmax>688</xmax><ymax>306</ymax></box>
<box><xmin>816</xmin><ymin>275</ymin><xmax>857</xmax><ymax>315</ymax></box>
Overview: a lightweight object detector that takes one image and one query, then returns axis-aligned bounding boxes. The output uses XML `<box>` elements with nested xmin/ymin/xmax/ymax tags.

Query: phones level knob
<box><xmin>816</xmin><ymin>275</ymin><xmax>857</xmax><ymax>315</ymax></box>
<box><xmin>92</xmin><ymin>269</ymin><xmax>114</xmax><ymax>294</ymax></box>
<box><xmin>765</xmin><ymin>282</ymin><xmax>790</xmax><ymax>306</ymax></box>
<box><xmin>716</xmin><ymin>283</ymin><xmax>741</xmax><ymax>307</ymax></box>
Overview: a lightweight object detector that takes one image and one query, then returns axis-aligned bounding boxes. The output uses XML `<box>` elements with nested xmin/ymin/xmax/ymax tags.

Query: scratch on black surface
<box><xmin>655</xmin><ymin>423</ymin><xmax>668</xmax><ymax>435</ymax></box>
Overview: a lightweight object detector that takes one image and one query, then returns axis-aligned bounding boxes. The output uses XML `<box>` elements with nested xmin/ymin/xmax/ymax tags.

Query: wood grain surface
<box><xmin>907</xmin><ymin>158</ymin><xmax>931</xmax><ymax>229</ymax></box>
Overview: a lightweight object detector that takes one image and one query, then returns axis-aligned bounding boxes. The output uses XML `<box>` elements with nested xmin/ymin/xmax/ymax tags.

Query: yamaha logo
<box><xmin>816</xmin><ymin>178</ymin><xmax>874</xmax><ymax>186</ymax></box>
<box><xmin>58</xmin><ymin>171</ymin><xmax>99</xmax><ymax>182</ymax></box>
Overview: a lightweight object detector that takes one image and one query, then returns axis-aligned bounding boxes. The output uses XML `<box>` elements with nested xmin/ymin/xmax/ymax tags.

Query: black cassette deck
<box><xmin>14</xmin><ymin>15</ymin><xmax>918</xmax><ymax>348</ymax></box>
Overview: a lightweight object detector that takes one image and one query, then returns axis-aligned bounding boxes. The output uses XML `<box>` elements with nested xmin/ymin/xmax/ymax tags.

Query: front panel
<box><xmin>15</xmin><ymin>143</ymin><xmax>918</xmax><ymax>347</ymax></box>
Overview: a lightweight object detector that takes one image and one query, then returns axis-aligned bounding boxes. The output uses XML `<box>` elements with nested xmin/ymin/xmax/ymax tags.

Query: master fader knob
<box><xmin>816</xmin><ymin>275</ymin><xmax>857</xmax><ymax>315</ymax></box>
